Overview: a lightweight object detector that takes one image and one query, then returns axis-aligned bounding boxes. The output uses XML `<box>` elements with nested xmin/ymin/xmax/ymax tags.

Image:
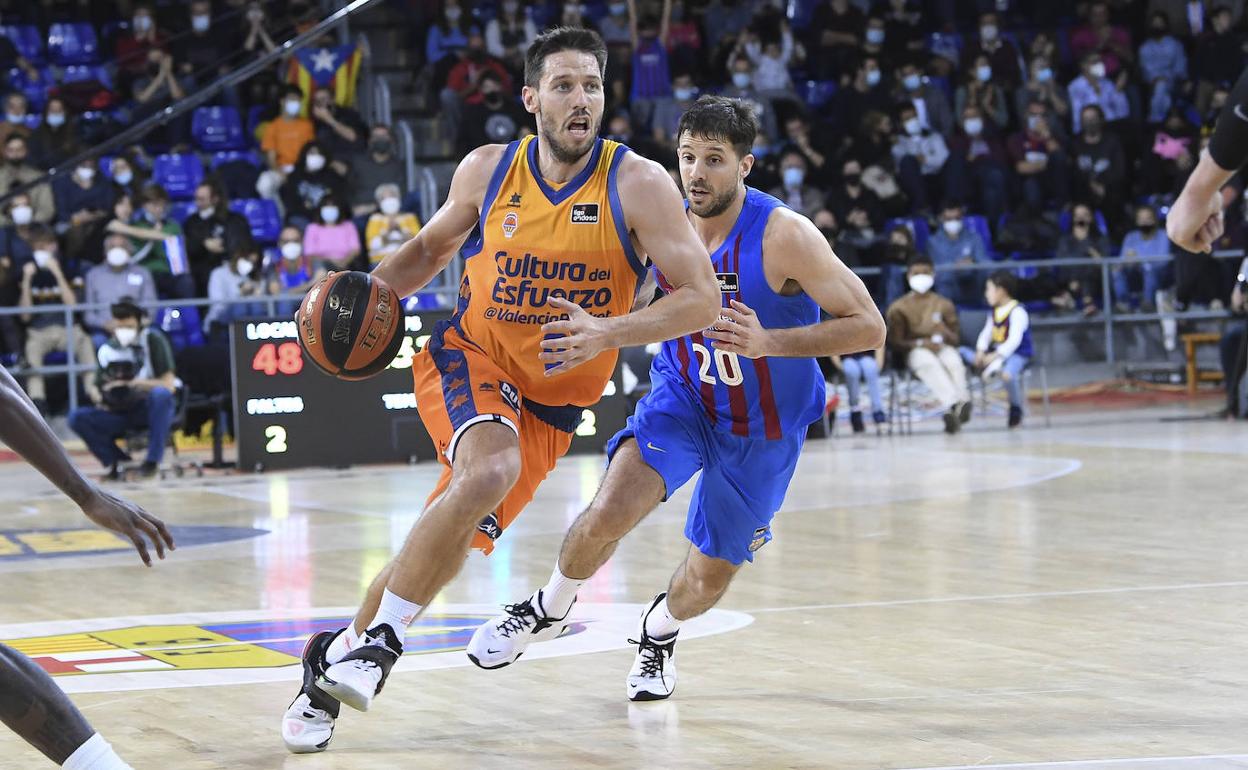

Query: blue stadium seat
<box><xmin>1</xmin><ymin>25</ymin><xmax>45</xmax><ymax>63</ymax></box>
<box><xmin>22</xmin><ymin>114</ymin><xmax>40</xmax><ymax>130</ymax></box>
<box><xmin>886</xmin><ymin>217</ymin><xmax>931</xmax><ymax>254</ymax></box>
<box><xmin>1057</xmin><ymin>209</ymin><xmax>1109</xmax><ymax>234</ymax></box>
<box><xmin>48</xmin><ymin>22</ymin><xmax>99</xmax><ymax>65</ymax></box>
<box><xmin>788</xmin><ymin>0</ymin><xmax>818</xmax><ymax>27</ymax></box>
<box><xmin>210</xmin><ymin>150</ymin><xmax>262</xmax><ymax>169</ymax></box>
<box><xmin>61</xmin><ymin>63</ymin><xmax>112</xmax><ymax>89</ymax></box>
<box><xmin>155</xmin><ymin>306</ymin><xmax>206</xmax><ymax>351</ymax></box>
<box><xmin>152</xmin><ymin>153</ymin><xmax>204</xmax><ymax>201</ymax></box>
<box><xmin>963</xmin><ymin>215</ymin><xmax>997</xmax><ymax>259</ymax></box>
<box><xmin>191</xmin><ymin>106</ymin><xmax>246</xmax><ymax>152</ymax></box>
<box><xmin>795</xmin><ymin>80</ymin><xmax>836</xmax><ymax>110</ymax></box>
<box><xmin>170</xmin><ymin>201</ymin><xmax>198</xmax><ymax>223</ymax></box>
<box><xmin>231</xmin><ymin>198</ymin><xmax>281</xmax><ymax>244</ymax></box>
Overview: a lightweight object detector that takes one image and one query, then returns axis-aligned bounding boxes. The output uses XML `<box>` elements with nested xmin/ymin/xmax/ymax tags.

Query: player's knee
<box><xmin>579</xmin><ymin>501</ymin><xmax>635</xmax><ymax>542</ymax></box>
<box><xmin>460</xmin><ymin>450</ymin><xmax>522</xmax><ymax>502</ymax></box>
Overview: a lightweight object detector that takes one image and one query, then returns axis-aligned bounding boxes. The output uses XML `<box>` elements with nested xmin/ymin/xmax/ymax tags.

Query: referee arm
<box><xmin>1168</xmin><ymin>67</ymin><xmax>1248</xmax><ymax>253</ymax></box>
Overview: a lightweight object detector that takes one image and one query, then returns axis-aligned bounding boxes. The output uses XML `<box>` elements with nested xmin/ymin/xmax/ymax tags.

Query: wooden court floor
<box><xmin>1</xmin><ymin>404</ymin><xmax>1246</xmax><ymax>770</ymax></box>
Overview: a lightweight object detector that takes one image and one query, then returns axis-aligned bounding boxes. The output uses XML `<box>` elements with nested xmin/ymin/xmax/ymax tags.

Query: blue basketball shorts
<box><xmin>605</xmin><ymin>375</ymin><xmax>805</xmax><ymax>565</ymax></box>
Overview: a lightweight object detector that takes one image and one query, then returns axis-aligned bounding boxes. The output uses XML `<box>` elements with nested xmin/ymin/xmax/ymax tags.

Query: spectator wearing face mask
<box><xmin>30</xmin><ymin>98</ymin><xmax>83</xmax><ymax>170</ymax></box>
<box><xmin>115</xmin><ymin>5</ymin><xmax>167</xmax><ymax>78</ymax></box>
<box><xmin>54</xmin><ymin>158</ymin><xmax>113</xmax><ymax>264</ymax></box>
<box><xmin>894</xmin><ymin>63</ymin><xmax>953</xmax><ymax>137</ymax></box>
<box><xmin>349</xmin><ymin>125</ymin><xmax>406</xmax><ymax>217</ymax></box>
<box><xmin>280</xmin><ymin>142</ymin><xmax>348</xmax><ymax>226</ymax></box>
<box><xmin>1055</xmin><ymin>203</ymin><xmax>1112</xmax><ymax>313</ymax></box>
<box><xmin>1</xmin><ymin>195</ymin><xmax>39</xmax><ymax>358</ymax></box>
<box><xmin>892</xmin><ymin>103</ymin><xmax>949</xmax><ymax>216</ymax></box>
<box><xmin>365</xmin><ymin>184</ymin><xmax>422</xmax><ymax>267</ymax></box>
<box><xmin>1015</xmin><ymin>57</ymin><xmax>1071</xmax><ymax>133</ymax></box>
<box><xmin>886</xmin><ymin>257</ymin><xmax>971</xmax><ymax>434</ymax></box>
<box><xmin>0</xmin><ymin>92</ymin><xmax>32</xmax><ymax>148</ymax></box>
<box><xmin>183</xmin><ymin>183</ymin><xmax>256</xmax><ymax>295</ymax></box>
<box><xmin>1139</xmin><ymin>11</ymin><xmax>1188</xmax><ymax>124</ymax></box>
<box><xmin>1008</xmin><ymin>102</ymin><xmax>1071</xmax><ymax>211</ymax></box>
<box><xmin>205</xmin><ymin>248</ymin><xmax>265</xmax><ymax>339</ymax></box>
<box><xmin>0</xmin><ymin>135</ymin><xmax>55</xmax><ymax>227</ymax></box>
<box><xmin>17</xmin><ymin>228</ymin><xmax>99</xmax><ymax>415</ymax></box>
<box><xmin>487</xmin><ymin>0</ymin><xmax>538</xmax><ymax>69</ymax></box>
<box><xmin>954</xmin><ymin>55</ymin><xmax>1008</xmax><ymax>132</ymax></box>
<box><xmin>777</xmin><ymin>115</ymin><xmax>832</xmax><ymax>188</ymax></box>
<box><xmin>767</xmin><ymin>152</ymin><xmax>824</xmax><ymax>220</ymax></box>
<box><xmin>1072</xmin><ymin>105</ymin><xmax>1126</xmax><ymax>232</ymax></box>
<box><xmin>310</xmin><ymin>87</ymin><xmax>368</xmax><ymax>171</ymax></box>
<box><xmin>1069</xmin><ymin>1</ymin><xmax>1134</xmax><ymax>77</ymax></box>
<box><xmin>427</xmin><ymin>0</ymin><xmax>479</xmax><ymax>67</ymax></box>
<box><xmin>1193</xmin><ymin>7</ymin><xmax>1243</xmax><ymax>114</ymax></box>
<box><xmin>965</xmin><ymin>12</ymin><xmax>1022</xmax><ymax>89</ymax></box>
<box><xmin>242</xmin><ymin>1</ymin><xmax>279</xmax><ymax>54</ymax></box>
<box><xmin>442</xmin><ymin>32</ymin><xmax>513</xmax><ymax>140</ymax></box>
<box><xmin>736</xmin><ymin>27</ymin><xmax>796</xmax><ymax>96</ymax></box>
<box><xmin>1115</xmin><ymin>204</ymin><xmax>1172</xmax><ymax>312</ymax></box>
<box><xmin>722</xmin><ymin>57</ymin><xmax>778</xmax><ymax>142</ymax></box>
<box><xmin>181</xmin><ymin>0</ymin><xmax>230</xmax><ymax>84</ymax></box>
<box><xmin>828</xmin><ymin>158</ymin><xmax>886</xmax><ymax>251</ymax></box>
<box><xmin>462</xmin><ymin>71</ymin><xmax>531</xmax><ymax>154</ymax></box>
<box><xmin>809</xmin><ymin>0</ymin><xmax>865</xmax><ymax>80</ymax></box>
<box><xmin>629</xmin><ymin>3</ymin><xmax>673</xmax><ymax>129</ymax></box>
<box><xmin>945</xmin><ymin>105</ymin><xmax>1008</xmax><ymax>231</ymax></box>
<box><xmin>830</xmin><ymin>56</ymin><xmax>892</xmax><ymax>136</ymax></box>
<box><xmin>303</xmin><ymin>195</ymin><xmax>361</xmax><ymax>271</ymax></box>
<box><xmin>927</xmin><ymin>202</ymin><xmax>988</xmax><ymax>304</ymax></box>
<box><xmin>1068</xmin><ymin>54</ymin><xmax>1130</xmax><ymax>134</ymax></box>
<box><xmin>651</xmin><ymin>73</ymin><xmax>701</xmax><ymax>151</ymax></box>
<box><xmin>259</xmin><ymin>86</ymin><xmax>316</xmax><ymax>200</ymax></box>
<box><xmin>83</xmin><ymin>236</ymin><xmax>155</xmax><ymax>348</ymax></box>
<box><xmin>107</xmin><ymin>184</ymin><xmax>193</xmax><ymax>300</ymax></box>
<box><xmin>268</xmin><ymin>225</ymin><xmax>326</xmax><ymax>314</ymax></box>
<box><xmin>107</xmin><ymin>154</ymin><xmax>147</xmax><ymax>201</ymax></box>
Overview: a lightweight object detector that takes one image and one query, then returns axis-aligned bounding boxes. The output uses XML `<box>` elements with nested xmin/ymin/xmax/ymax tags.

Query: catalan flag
<box><xmin>286</xmin><ymin>44</ymin><xmax>363</xmax><ymax>108</ymax></box>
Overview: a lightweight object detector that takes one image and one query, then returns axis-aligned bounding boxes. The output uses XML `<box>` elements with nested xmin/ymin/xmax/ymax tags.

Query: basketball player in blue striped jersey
<box><xmin>468</xmin><ymin>96</ymin><xmax>885</xmax><ymax>700</ymax></box>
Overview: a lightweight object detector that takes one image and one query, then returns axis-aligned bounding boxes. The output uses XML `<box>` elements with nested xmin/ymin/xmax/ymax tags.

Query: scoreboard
<box><xmin>229</xmin><ymin>315</ymin><xmax>629</xmax><ymax>471</ymax></box>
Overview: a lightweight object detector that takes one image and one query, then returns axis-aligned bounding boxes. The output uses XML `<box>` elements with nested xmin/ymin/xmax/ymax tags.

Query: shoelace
<box><xmin>496</xmin><ymin>600</ymin><xmax>539</xmax><ymax>638</ymax></box>
<box><xmin>628</xmin><ymin>636</ymin><xmax>670</xmax><ymax>678</ymax></box>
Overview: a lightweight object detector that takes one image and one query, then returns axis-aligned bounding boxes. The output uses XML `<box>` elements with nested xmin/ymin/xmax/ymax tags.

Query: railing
<box><xmin>2</xmin><ymin>251</ymin><xmax>1243</xmax><ymax>413</ymax></box>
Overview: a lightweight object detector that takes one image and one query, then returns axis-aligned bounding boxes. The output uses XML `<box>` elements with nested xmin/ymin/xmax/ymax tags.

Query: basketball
<box><xmin>296</xmin><ymin>271</ymin><xmax>405</xmax><ymax>381</ymax></box>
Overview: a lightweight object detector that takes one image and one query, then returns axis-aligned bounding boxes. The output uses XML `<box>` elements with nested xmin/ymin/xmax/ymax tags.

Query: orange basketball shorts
<box><xmin>411</xmin><ymin>324</ymin><xmax>578</xmax><ymax>554</ymax></box>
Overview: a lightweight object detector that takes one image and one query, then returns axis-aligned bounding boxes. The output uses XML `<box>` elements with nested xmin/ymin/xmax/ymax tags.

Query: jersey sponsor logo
<box><xmin>570</xmin><ymin>203</ymin><xmax>600</xmax><ymax>224</ymax></box>
<box><xmin>0</xmin><ymin>606</ymin><xmax>752</xmax><ymax>693</ymax></box>
<box><xmin>748</xmin><ymin>526</ymin><xmax>770</xmax><ymax>553</ymax></box>
<box><xmin>0</xmin><ymin>525</ymin><xmax>266</xmax><ymax>561</ymax></box>
<box><xmin>716</xmin><ymin>272</ymin><xmax>739</xmax><ymax>293</ymax></box>
<box><xmin>487</xmin><ymin>250</ymin><xmax>617</xmax><ymax>324</ymax></box>
<box><xmin>502</xmin><ymin>211</ymin><xmax>519</xmax><ymax>239</ymax></box>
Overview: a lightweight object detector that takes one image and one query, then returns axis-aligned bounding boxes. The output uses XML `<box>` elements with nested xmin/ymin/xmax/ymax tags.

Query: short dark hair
<box><xmin>111</xmin><ymin>297</ymin><xmax>144</xmax><ymax>322</ymax></box>
<box><xmin>524</xmin><ymin>27</ymin><xmax>608</xmax><ymax>88</ymax></box>
<box><xmin>675</xmin><ymin>95</ymin><xmax>759</xmax><ymax>159</ymax></box>
<box><xmin>988</xmin><ymin>269</ymin><xmax>1018</xmax><ymax>298</ymax></box>
<box><xmin>141</xmin><ymin>183</ymin><xmax>169</xmax><ymax>204</ymax></box>
<box><xmin>27</xmin><ymin>225</ymin><xmax>56</xmax><ymax>246</ymax></box>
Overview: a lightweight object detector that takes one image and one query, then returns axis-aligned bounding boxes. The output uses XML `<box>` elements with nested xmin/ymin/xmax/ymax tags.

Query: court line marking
<box><xmin>742</xmin><ymin>579</ymin><xmax>1248</xmax><ymax>614</ymax></box>
<box><xmin>889</xmin><ymin>753</ymin><xmax>1248</xmax><ymax>769</ymax></box>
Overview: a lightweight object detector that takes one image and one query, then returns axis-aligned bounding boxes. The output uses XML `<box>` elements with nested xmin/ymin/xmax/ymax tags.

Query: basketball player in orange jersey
<box><xmin>280</xmin><ymin>27</ymin><xmax>719</xmax><ymax>752</ymax></box>
<box><xmin>0</xmin><ymin>366</ymin><xmax>173</xmax><ymax>770</ymax></box>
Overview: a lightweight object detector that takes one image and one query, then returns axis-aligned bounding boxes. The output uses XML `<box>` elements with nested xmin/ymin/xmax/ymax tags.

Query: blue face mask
<box><xmin>1035</xmin><ymin>67</ymin><xmax>1053</xmax><ymax>83</ymax></box>
<box><xmin>782</xmin><ymin>167</ymin><xmax>804</xmax><ymax>189</ymax></box>
<box><xmin>903</xmin><ymin>73</ymin><xmax>922</xmax><ymax>91</ymax></box>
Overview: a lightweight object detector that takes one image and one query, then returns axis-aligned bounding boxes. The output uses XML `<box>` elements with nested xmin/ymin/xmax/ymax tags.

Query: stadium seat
<box><xmin>61</xmin><ymin>64</ymin><xmax>112</xmax><ymax>89</ymax></box>
<box><xmin>210</xmin><ymin>150</ymin><xmax>262</xmax><ymax>169</ymax></box>
<box><xmin>48</xmin><ymin>22</ymin><xmax>99</xmax><ymax>66</ymax></box>
<box><xmin>191</xmin><ymin>106</ymin><xmax>246</xmax><ymax>152</ymax></box>
<box><xmin>231</xmin><ymin>198</ymin><xmax>281</xmax><ymax>244</ymax></box>
<box><xmin>170</xmin><ymin>201</ymin><xmax>198</xmax><ymax>223</ymax></box>
<box><xmin>6</xmin><ymin>66</ymin><xmax>53</xmax><ymax>111</ymax></box>
<box><xmin>963</xmin><ymin>215</ymin><xmax>998</xmax><ymax>259</ymax></box>
<box><xmin>155</xmin><ymin>306</ymin><xmax>206</xmax><ymax>351</ymax></box>
<box><xmin>795</xmin><ymin>80</ymin><xmax>836</xmax><ymax>110</ymax></box>
<box><xmin>22</xmin><ymin>114</ymin><xmax>40</xmax><ymax>130</ymax></box>
<box><xmin>152</xmin><ymin>153</ymin><xmax>205</xmax><ymax>201</ymax></box>
<box><xmin>1</xmin><ymin>25</ymin><xmax>45</xmax><ymax>63</ymax></box>
<box><xmin>886</xmin><ymin>216</ymin><xmax>931</xmax><ymax>254</ymax></box>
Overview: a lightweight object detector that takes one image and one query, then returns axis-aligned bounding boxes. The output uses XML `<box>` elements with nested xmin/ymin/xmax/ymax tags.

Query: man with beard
<box><xmin>279</xmin><ymin>27</ymin><xmax>721</xmax><ymax>753</ymax></box>
<box><xmin>468</xmin><ymin>96</ymin><xmax>884</xmax><ymax>701</ymax></box>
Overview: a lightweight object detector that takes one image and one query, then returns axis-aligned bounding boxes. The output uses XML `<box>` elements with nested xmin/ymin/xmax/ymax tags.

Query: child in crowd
<box><xmin>962</xmin><ymin>270</ymin><xmax>1032</xmax><ymax>428</ymax></box>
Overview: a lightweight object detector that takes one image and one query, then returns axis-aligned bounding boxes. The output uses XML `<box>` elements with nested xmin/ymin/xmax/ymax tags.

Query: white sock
<box><xmin>538</xmin><ymin>565</ymin><xmax>584</xmax><ymax>619</ymax></box>
<box><xmin>324</xmin><ymin>622</ymin><xmax>362</xmax><ymax>665</ymax></box>
<box><xmin>366</xmin><ymin>589</ymin><xmax>423</xmax><ymax>647</ymax></box>
<box><xmin>643</xmin><ymin>594</ymin><xmax>682</xmax><ymax>639</ymax></box>
<box><xmin>62</xmin><ymin>734</ymin><xmax>131</xmax><ymax>770</ymax></box>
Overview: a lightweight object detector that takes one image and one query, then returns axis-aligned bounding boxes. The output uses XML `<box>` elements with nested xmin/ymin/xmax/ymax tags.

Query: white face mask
<box><xmin>379</xmin><ymin>197</ymin><xmax>401</xmax><ymax>215</ymax></box>
<box><xmin>106</xmin><ymin>247</ymin><xmax>130</xmax><ymax>267</ymax></box>
<box><xmin>1027</xmin><ymin>114</ymin><xmax>1044</xmax><ymax>132</ymax></box>
<box><xmin>76</xmin><ymin>166</ymin><xmax>95</xmax><ymax>182</ymax></box>
<box><xmin>976</xmin><ymin>65</ymin><xmax>992</xmax><ymax>82</ymax></box>
<box><xmin>903</xmin><ymin>117</ymin><xmax>921</xmax><ymax>136</ymax></box>
<box><xmin>865</xmin><ymin>69</ymin><xmax>881</xmax><ymax>86</ymax></box>
<box><xmin>943</xmin><ymin>219</ymin><xmax>963</xmax><ymax>237</ymax></box>
<box><xmin>1089</xmin><ymin>62</ymin><xmax>1106</xmax><ymax>79</ymax></box>
<box><xmin>284</xmin><ymin>100</ymin><xmax>302</xmax><ymax>117</ymax></box>
<box><xmin>114</xmin><ymin>169</ymin><xmax>133</xmax><ymax>185</ymax></box>
<box><xmin>236</xmin><ymin>260</ymin><xmax>255</xmax><ymax>277</ymax></box>
<box><xmin>1035</xmin><ymin>66</ymin><xmax>1053</xmax><ymax>82</ymax></box>
<box><xmin>192</xmin><ymin>15</ymin><xmax>210</xmax><ymax>32</ymax></box>
<box><xmin>445</xmin><ymin>7</ymin><xmax>462</xmax><ymax>20</ymax></box>
<box><xmin>980</xmin><ymin>24</ymin><xmax>998</xmax><ymax>40</ymax></box>
<box><xmin>866</xmin><ymin>28</ymin><xmax>885</xmax><ymax>44</ymax></box>
<box><xmin>46</xmin><ymin>112</ymin><xmax>65</xmax><ymax>127</ymax></box>
<box><xmin>674</xmin><ymin>87</ymin><xmax>695</xmax><ymax>101</ymax></box>
<box><xmin>33</xmin><ymin>249</ymin><xmax>53</xmax><ymax>268</ymax></box>
<box><xmin>5</xmin><ymin>113</ymin><xmax>24</xmax><ymax>124</ymax></box>
<box><xmin>114</xmin><ymin>327</ymin><xmax>138</xmax><ymax>346</ymax></box>
<box><xmin>320</xmin><ymin>205</ymin><xmax>339</xmax><ymax>223</ymax></box>
<box><xmin>134</xmin><ymin>15</ymin><xmax>153</xmax><ymax>32</ymax></box>
<box><xmin>963</xmin><ymin>117</ymin><xmax>984</xmax><ymax>135</ymax></box>
<box><xmin>305</xmin><ymin>153</ymin><xmax>326</xmax><ymax>172</ymax></box>
<box><xmin>782</xmin><ymin>167</ymin><xmax>804</xmax><ymax>189</ymax></box>
<box><xmin>281</xmin><ymin>242</ymin><xmax>302</xmax><ymax>260</ymax></box>
<box><xmin>198</xmin><ymin>206</ymin><xmax>215</xmax><ymax>219</ymax></box>
<box><xmin>732</xmin><ymin>72</ymin><xmax>751</xmax><ymax>89</ymax></box>
<box><xmin>903</xmin><ymin>73</ymin><xmax>921</xmax><ymax>91</ymax></box>
<box><xmin>10</xmin><ymin>204</ymin><xmax>32</xmax><ymax>225</ymax></box>
<box><xmin>908</xmin><ymin>273</ymin><xmax>935</xmax><ymax>294</ymax></box>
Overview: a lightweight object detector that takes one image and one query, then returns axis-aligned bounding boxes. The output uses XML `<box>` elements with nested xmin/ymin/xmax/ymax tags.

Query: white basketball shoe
<box><xmin>317</xmin><ymin>624</ymin><xmax>402</xmax><ymax>713</ymax></box>
<box><xmin>466</xmin><ymin>590</ymin><xmax>574</xmax><ymax>669</ymax></box>
<box><xmin>626</xmin><ymin>593</ymin><xmax>678</xmax><ymax>702</ymax></box>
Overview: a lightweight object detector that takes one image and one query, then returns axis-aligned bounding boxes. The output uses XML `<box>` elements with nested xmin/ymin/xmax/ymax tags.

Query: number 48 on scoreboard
<box><xmin>252</xmin><ymin>342</ymin><xmax>304</xmax><ymax>376</ymax></box>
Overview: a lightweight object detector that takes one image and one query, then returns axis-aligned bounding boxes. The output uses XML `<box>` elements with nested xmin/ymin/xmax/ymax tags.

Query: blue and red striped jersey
<box><xmin>652</xmin><ymin>187</ymin><xmax>824</xmax><ymax>440</ymax></box>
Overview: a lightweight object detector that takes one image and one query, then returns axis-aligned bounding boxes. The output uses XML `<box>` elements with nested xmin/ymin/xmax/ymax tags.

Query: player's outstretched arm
<box><xmin>539</xmin><ymin>154</ymin><xmax>720</xmax><ymax>376</ymax></box>
<box><xmin>704</xmin><ymin>208</ymin><xmax>885</xmax><ymax>358</ymax></box>
<box><xmin>0</xmin><ymin>366</ymin><xmax>173</xmax><ymax>566</ymax></box>
<box><xmin>372</xmin><ymin>144</ymin><xmax>502</xmax><ymax>298</ymax></box>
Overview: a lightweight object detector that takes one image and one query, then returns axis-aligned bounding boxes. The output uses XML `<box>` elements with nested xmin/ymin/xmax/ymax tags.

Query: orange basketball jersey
<box><xmin>455</xmin><ymin>135</ymin><xmax>646</xmax><ymax>407</ymax></box>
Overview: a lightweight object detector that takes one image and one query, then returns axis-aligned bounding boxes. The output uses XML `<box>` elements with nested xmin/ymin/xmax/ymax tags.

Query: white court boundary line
<box><xmin>742</xmin><ymin>579</ymin><xmax>1248</xmax><ymax>614</ymax></box>
<box><xmin>891</xmin><ymin>753</ymin><xmax>1248</xmax><ymax>769</ymax></box>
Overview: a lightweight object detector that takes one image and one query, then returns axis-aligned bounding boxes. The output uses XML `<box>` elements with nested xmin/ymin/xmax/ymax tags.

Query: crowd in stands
<box><xmin>0</xmin><ymin>0</ymin><xmax>1245</xmax><ymax>435</ymax></box>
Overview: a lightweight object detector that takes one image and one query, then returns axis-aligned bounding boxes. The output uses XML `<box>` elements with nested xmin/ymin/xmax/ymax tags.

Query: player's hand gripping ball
<box><xmin>296</xmin><ymin>271</ymin><xmax>404</xmax><ymax>380</ymax></box>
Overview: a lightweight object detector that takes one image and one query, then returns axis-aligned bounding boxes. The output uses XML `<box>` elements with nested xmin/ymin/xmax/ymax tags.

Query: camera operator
<box><xmin>1222</xmin><ymin>257</ymin><xmax>1248</xmax><ymax>419</ymax></box>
